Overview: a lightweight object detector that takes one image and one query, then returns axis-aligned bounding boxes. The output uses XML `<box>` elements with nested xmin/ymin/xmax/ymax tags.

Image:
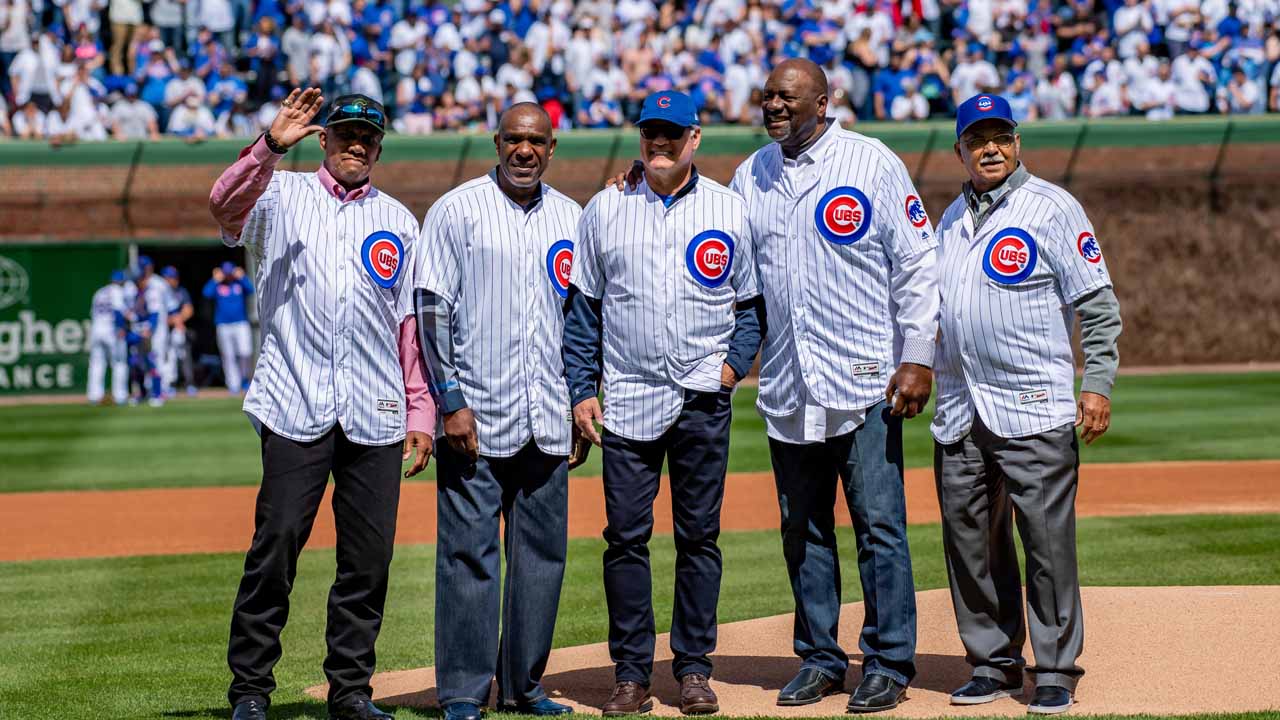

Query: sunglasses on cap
<box><xmin>639</xmin><ymin>122</ymin><xmax>689</xmax><ymax>141</ymax></box>
<box><xmin>327</xmin><ymin>99</ymin><xmax>386</xmax><ymax>132</ymax></box>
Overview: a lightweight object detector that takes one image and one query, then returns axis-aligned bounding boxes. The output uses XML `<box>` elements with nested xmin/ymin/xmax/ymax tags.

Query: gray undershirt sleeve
<box><xmin>1074</xmin><ymin>286</ymin><xmax>1122</xmax><ymax>398</ymax></box>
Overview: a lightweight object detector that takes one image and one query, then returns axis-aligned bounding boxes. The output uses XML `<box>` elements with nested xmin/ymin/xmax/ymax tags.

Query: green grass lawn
<box><xmin>0</xmin><ymin>513</ymin><xmax>1276</xmax><ymax>720</ymax></box>
<box><xmin>2</xmin><ymin>372</ymin><xmax>1279</xmax><ymax>493</ymax></box>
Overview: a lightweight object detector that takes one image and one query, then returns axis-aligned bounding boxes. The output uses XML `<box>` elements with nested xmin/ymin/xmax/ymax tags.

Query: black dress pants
<box><xmin>227</xmin><ymin>425</ymin><xmax>401</xmax><ymax>708</ymax></box>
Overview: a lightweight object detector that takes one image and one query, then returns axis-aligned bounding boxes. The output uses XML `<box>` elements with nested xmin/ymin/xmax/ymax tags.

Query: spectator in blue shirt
<box><xmin>203</xmin><ymin>261</ymin><xmax>255</xmax><ymax>393</ymax></box>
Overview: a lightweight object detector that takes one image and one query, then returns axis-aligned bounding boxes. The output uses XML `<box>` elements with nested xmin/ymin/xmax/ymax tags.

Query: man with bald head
<box><xmin>729</xmin><ymin>58</ymin><xmax>940</xmax><ymax>712</ymax></box>
<box><xmin>414</xmin><ymin>102</ymin><xmax>583</xmax><ymax>720</ymax></box>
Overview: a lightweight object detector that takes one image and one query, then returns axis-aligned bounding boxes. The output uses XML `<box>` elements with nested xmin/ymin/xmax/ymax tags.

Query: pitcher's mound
<box><xmin>309</xmin><ymin>586</ymin><xmax>1280</xmax><ymax>716</ymax></box>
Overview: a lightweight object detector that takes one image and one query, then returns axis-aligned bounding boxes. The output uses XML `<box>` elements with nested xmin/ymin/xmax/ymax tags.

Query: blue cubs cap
<box><xmin>637</xmin><ymin>91</ymin><xmax>698</xmax><ymax>128</ymax></box>
<box><xmin>111</xmin><ymin>270</ymin><xmax>126</xmax><ymax>283</ymax></box>
<box><xmin>221</xmin><ymin>261</ymin><xmax>236</xmax><ymax>274</ymax></box>
<box><xmin>138</xmin><ymin>255</ymin><xmax>153</xmax><ymax>267</ymax></box>
<box><xmin>955</xmin><ymin>93</ymin><xmax>1017</xmax><ymax>139</ymax></box>
<box><xmin>162</xmin><ymin>265</ymin><xmax>179</xmax><ymax>279</ymax></box>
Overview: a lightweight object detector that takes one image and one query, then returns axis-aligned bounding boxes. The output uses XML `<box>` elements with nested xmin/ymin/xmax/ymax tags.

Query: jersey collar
<box><xmin>964</xmin><ymin>162</ymin><xmax>1029</xmax><ymax>223</ymax></box>
<box><xmin>781</xmin><ymin>118</ymin><xmax>839</xmax><ymax>167</ymax></box>
<box><xmin>317</xmin><ymin>163</ymin><xmax>372</xmax><ymax>203</ymax></box>
<box><xmin>488</xmin><ymin>168</ymin><xmax>545</xmax><ymax>214</ymax></box>
<box><xmin>645</xmin><ymin>167</ymin><xmax>700</xmax><ymax>208</ymax></box>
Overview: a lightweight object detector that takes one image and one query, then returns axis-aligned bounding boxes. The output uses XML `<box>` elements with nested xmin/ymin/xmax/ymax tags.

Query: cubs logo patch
<box><xmin>977</xmin><ymin>95</ymin><xmax>994</xmax><ymax>111</ymax></box>
<box><xmin>814</xmin><ymin>186</ymin><xmax>873</xmax><ymax>245</ymax></box>
<box><xmin>361</xmin><ymin>231</ymin><xmax>404</xmax><ymax>289</ymax></box>
<box><xmin>685</xmin><ymin>230</ymin><xmax>734</xmax><ymax>288</ymax></box>
<box><xmin>546</xmin><ymin>239</ymin><xmax>574</xmax><ymax>298</ymax></box>
<box><xmin>905</xmin><ymin>195</ymin><xmax>928</xmax><ymax>229</ymax></box>
<box><xmin>1077</xmin><ymin>231</ymin><xmax>1102</xmax><ymax>264</ymax></box>
<box><xmin>982</xmin><ymin>227</ymin><xmax>1038</xmax><ymax>285</ymax></box>
<box><xmin>657</xmin><ymin>95</ymin><xmax>671</xmax><ymax>108</ymax></box>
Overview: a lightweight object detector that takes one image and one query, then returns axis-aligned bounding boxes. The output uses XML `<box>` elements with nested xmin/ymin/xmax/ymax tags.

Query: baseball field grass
<box><xmin>3</xmin><ymin>371</ymin><xmax>1280</xmax><ymax>493</ymax></box>
<box><xmin>1</xmin><ymin>513</ymin><xmax>1277</xmax><ymax>720</ymax></box>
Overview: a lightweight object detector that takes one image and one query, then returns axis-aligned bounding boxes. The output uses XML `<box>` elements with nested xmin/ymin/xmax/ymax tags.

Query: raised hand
<box><xmin>269</xmin><ymin>87</ymin><xmax>326</xmax><ymax>150</ymax></box>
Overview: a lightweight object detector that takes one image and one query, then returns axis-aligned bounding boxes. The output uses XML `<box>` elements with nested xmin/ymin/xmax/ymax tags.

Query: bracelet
<box><xmin>262</xmin><ymin>131</ymin><xmax>288</xmax><ymax>155</ymax></box>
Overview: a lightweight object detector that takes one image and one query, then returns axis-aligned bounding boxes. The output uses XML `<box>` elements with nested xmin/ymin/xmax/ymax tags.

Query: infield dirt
<box><xmin>4</xmin><ymin>460</ymin><xmax>1279</xmax><ymax>562</ymax></box>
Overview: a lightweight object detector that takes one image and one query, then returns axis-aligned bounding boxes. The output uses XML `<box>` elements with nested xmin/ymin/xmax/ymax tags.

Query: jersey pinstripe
<box><xmin>414</xmin><ymin>173</ymin><xmax>582</xmax><ymax>458</ymax></box>
<box><xmin>572</xmin><ymin>174</ymin><xmax>760</xmax><ymax>442</ymax></box>
<box><xmin>225</xmin><ymin>170</ymin><xmax>420</xmax><ymax>446</ymax></box>
<box><xmin>730</xmin><ymin>123</ymin><xmax>940</xmax><ymax>420</ymax></box>
<box><xmin>931</xmin><ymin>172</ymin><xmax>1114</xmax><ymax>443</ymax></box>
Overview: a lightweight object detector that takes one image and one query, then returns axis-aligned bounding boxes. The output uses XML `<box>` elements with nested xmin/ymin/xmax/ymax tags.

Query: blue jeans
<box><xmin>768</xmin><ymin>400</ymin><xmax>916</xmax><ymax>687</ymax></box>
<box><xmin>434</xmin><ymin>441</ymin><xmax>569</xmax><ymax>707</ymax></box>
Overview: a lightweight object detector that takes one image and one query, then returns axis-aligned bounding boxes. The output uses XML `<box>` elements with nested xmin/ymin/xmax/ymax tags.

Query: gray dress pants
<box><xmin>933</xmin><ymin>417</ymin><xmax>1084</xmax><ymax>691</ymax></box>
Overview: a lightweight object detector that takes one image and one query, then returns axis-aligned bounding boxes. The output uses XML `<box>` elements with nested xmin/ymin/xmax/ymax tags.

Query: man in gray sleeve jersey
<box><xmin>930</xmin><ymin>94</ymin><xmax>1122</xmax><ymax>716</ymax></box>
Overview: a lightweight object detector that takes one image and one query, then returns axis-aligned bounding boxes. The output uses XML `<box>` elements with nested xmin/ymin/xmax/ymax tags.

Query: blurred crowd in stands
<box><xmin>2</xmin><ymin>0</ymin><xmax>1280</xmax><ymax>142</ymax></box>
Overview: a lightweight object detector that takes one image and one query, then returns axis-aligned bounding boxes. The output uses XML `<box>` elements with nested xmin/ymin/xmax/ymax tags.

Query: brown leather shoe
<box><xmin>603</xmin><ymin>680</ymin><xmax>653</xmax><ymax>716</ymax></box>
<box><xmin>680</xmin><ymin>673</ymin><xmax>719</xmax><ymax>715</ymax></box>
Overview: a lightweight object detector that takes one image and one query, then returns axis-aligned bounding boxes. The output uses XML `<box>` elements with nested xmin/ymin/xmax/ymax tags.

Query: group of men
<box><xmin>87</xmin><ymin>257</ymin><xmax>194</xmax><ymax>406</ymax></box>
<box><xmin>86</xmin><ymin>257</ymin><xmax>259</xmax><ymax>404</ymax></box>
<box><xmin>208</xmin><ymin>56</ymin><xmax>1121</xmax><ymax>720</ymax></box>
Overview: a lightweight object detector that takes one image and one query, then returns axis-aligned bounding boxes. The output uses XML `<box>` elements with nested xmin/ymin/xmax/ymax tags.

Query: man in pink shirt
<box><xmin>209</xmin><ymin>88</ymin><xmax>433</xmax><ymax>720</ymax></box>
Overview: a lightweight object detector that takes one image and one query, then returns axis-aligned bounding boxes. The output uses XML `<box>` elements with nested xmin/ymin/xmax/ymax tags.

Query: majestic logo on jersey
<box><xmin>657</xmin><ymin>95</ymin><xmax>671</xmax><ymax>108</ymax></box>
<box><xmin>1077</xmin><ymin>231</ymin><xmax>1102</xmax><ymax>264</ymax></box>
<box><xmin>905</xmin><ymin>195</ymin><xmax>928</xmax><ymax>228</ymax></box>
<box><xmin>815</xmin><ymin>186</ymin><xmax>873</xmax><ymax>245</ymax></box>
<box><xmin>686</xmin><ymin>230</ymin><xmax>735</xmax><ymax>288</ymax></box>
<box><xmin>546</xmin><ymin>239</ymin><xmax>574</xmax><ymax>298</ymax></box>
<box><xmin>976</xmin><ymin>95</ymin><xmax>994</xmax><ymax>111</ymax></box>
<box><xmin>982</xmin><ymin>228</ymin><xmax>1038</xmax><ymax>284</ymax></box>
<box><xmin>361</xmin><ymin>231</ymin><xmax>404</xmax><ymax>289</ymax></box>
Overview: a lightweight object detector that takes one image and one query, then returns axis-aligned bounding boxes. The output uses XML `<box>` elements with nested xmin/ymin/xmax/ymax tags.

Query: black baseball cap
<box><xmin>325</xmin><ymin>94</ymin><xmax>386</xmax><ymax>133</ymax></box>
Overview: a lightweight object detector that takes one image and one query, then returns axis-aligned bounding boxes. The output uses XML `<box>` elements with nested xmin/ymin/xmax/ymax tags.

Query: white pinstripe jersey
<box><xmin>225</xmin><ymin>170</ymin><xmax>420</xmax><ymax>446</ymax></box>
<box><xmin>730</xmin><ymin>123</ymin><xmax>940</xmax><ymax>419</ymax></box>
<box><xmin>931</xmin><ymin>172</ymin><xmax>1113</xmax><ymax>444</ymax></box>
<box><xmin>572</xmin><ymin>174</ymin><xmax>760</xmax><ymax>442</ymax></box>
<box><xmin>415</xmin><ymin>173</ymin><xmax>581</xmax><ymax>458</ymax></box>
<box><xmin>90</xmin><ymin>284</ymin><xmax>128</xmax><ymax>337</ymax></box>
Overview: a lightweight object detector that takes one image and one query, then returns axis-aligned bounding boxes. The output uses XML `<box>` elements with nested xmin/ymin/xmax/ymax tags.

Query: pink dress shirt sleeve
<box><xmin>400</xmin><ymin>316</ymin><xmax>436</xmax><ymax>435</ymax></box>
<box><xmin>209</xmin><ymin>135</ymin><xmax>282</xmax><ymax>241</ymax></box>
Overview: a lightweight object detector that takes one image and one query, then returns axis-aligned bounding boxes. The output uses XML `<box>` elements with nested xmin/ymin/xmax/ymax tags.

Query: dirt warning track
<box><xmin>4</xmin><ymin>460</ymin><xmax>1279</xmax><ymax>563</ymax></box>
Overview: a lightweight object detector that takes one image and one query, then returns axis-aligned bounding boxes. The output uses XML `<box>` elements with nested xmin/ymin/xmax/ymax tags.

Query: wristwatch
<box><xmin>262</xmin><ymin>131</ymin><xmax>288</xmax><ymax>155</ymax></box>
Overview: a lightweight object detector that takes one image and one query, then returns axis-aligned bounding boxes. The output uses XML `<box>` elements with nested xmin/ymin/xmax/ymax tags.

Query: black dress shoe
<box><xmin>950</xmin><ymin>676</ymin><xmax>1022</xmax><ymax>705</ymax></box>
<box><xmin>846</xmin><ymin>674</ymin><xmax>906</xmax><ymax>713</ymax></box>
<box><xmin>329</xmin><ymin>694</ymin><xmax>395</xmax><ymax>720</ymax></box>
<box><xmin>232</xmin><ymin>699</ymin><xmax>267</xmax><ymax>720</ymax></box>
<box><xmin>777</xmin><ymin>667</ymin><xmax>843</xmax><ymax>706</ymax></box>
<box><xmin>1027</xmin><ymin>686</ymin><xmax>1073</xmax><ymax>715</ymax></box>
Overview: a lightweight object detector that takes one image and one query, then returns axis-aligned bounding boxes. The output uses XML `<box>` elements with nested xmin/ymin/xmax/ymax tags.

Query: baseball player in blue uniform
<box><xmin>210</xmin><ymin>88</ymin><xmax>435</xmax><ymax>720</ymax></box>
<box><xmin>414</xmin><ymin>103</ymin><xmax>581</xmax><ymax>720</ymax></box>
<box><xmin>931</xmin><ymin>94</ymin><xmax>1121</xmax><ymax>715</ymax></box>
<box><xmin>203</xmin><ymin>260</ymin><xmax>255</xmax><ymax>393</ymax></box>
<box><xmin>564</xmin><ymin>91</ymin><xmax>764</xmax><ymax>717</ymax></box>
<box><xmin>87</xmin><ymin>270</ymin><xmax>130</xmax><ymax>405</ymax></box>
<box><xmin>123</xmin><ymin>270</ymin><xmax>167</xmax><ymax>406</ymax></box>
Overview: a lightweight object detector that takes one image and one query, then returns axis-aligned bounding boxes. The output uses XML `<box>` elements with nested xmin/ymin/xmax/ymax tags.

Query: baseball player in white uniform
<box><xmin>729</xmin><ymin>59</ymin><xmax>938</xmax><ymax>713</ymax></box>
<box><xmin>137</xmin><ymin>256</ymin><xmax>174</xmax><ymax>397</ymax></box>
<box><xmin>86</xmin><ymin>269</ymin><xmax>130</xmax><ymax>405</ymax></box>
<box><xmin>932</xmin><ymin>94</ymin><xmax>1121</xmax><ymax>715</ymax></box>
<box><xmin>564</xmin><ymin>90</ymin><xmax>763</xmax><ymax>717</ymax></box>
<box><xmin>209</xmin><ymin>88</ymin><xmax>435</xmax><ymax>720</ymax></box>
<box><xmin>414</xmin><ymin>103</ymin><xmax>580</xmax><ymax>720</ymax></box>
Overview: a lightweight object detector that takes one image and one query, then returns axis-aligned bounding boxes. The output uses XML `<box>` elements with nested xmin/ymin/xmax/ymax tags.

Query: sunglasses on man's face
<box><xmin>639</xmin><ymin>123</ymin><xmax>688</xmax><ymax>141</ymax></box>
<box><xmin>330</xmin><ymin>102</ymin><xmax>386</xmax><ymax>130</ymax></box>
<box><xmin>962</xmin><ymin>132</ymin><xmax>1016</xmax><ymax>151</ymax></box>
